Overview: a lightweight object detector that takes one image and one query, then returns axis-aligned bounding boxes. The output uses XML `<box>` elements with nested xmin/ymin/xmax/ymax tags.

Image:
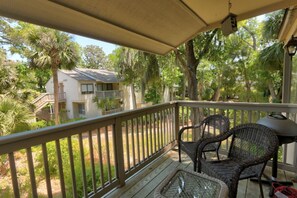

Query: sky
<box><xmin>72</xmin><ymin>34</ymin><xmax>117</xmax><ymax>55</ymax></box>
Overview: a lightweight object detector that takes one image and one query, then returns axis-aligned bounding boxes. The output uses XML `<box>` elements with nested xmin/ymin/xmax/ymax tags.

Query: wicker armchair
<box><xmin>178</xmin><ymin>114</ymin><xmax>230</xmax><ymax>171</ymax></box>
<box><xmin>197</xmin><ymin>123</ymin><xmax>279</xmax><ymax>198</ymax></box>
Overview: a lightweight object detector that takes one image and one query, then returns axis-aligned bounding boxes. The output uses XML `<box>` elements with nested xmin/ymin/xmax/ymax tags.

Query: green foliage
<box><xmin>82</xmin><ymin>45</ymin><xmax>111</xmax><ymax>69</ymax></box>
<box><xmin>93</xmin><ymin>96</ymin><xmax>119</xmax><ymax>111</ymax></box>
<box><xmin>144</xmin><ymin>84</ymin><xmax>161</xmax><ymax>104</ymax></box>
<box><xmin>0</xmin><ymin>97</ymin><xmax>33</xmax><ymax>136</ymax></box>
<box><xmin>30</xmin><ymin>120</ymin><xmax>50</xmax><ymax>129</ymax></box>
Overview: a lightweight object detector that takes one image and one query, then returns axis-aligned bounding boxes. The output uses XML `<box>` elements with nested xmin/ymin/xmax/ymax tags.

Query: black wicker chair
<box><xmin>178</xmin><ymin>114</ymin><xmax>230</xmax><ymax>171</ymax></box>
<box><xmin>197</xmin><ymin>123</ymin><xmax>279</xmax><ymax>198</ymax></box>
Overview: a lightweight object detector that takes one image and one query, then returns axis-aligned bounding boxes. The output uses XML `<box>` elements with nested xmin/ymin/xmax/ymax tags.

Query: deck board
<box><xmin>104</xmin><ymin>147</ymin><xmax>297</xmax><ymax>198</ymax></box>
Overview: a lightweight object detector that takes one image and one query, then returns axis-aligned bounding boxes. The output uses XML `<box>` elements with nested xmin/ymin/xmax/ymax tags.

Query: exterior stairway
<box><xmin>32</xmin><ymin>92</ymin><xmax>66</xmax><ymax>113</ymax></box>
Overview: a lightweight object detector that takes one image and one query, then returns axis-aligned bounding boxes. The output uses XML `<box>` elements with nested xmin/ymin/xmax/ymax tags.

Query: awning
<box><xmin>1</xmin><ymin>0</ymin><xmax>297</xmax><ymax>55</ymax></box>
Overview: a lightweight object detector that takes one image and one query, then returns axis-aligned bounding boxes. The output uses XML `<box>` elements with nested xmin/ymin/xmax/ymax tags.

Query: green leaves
<box><xmin>0</xmin><ymin>97</ymin><xmax>32</xmax><ymax>135</ymax></box>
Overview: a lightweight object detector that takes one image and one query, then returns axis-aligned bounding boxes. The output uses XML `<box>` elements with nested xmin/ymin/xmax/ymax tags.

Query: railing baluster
<box><xmin>175</xmin><ymin>103</ymin><xmax>180</xmax><ymax>141</ymax></box>
<box><xmin>9</xmin><ymin>152</ymin><xmax>20</xmax><ymax>198</ymax></box>
<box><xmin>165</xmin><ymin>109</ymin><xmax>169</xmax><ymax>144</ymax></box>
<box><xmin>233</xmin><ymin>110</ymin><xmax>237</xmax><ymax>127</ymax></box>
<box><xmin>105</xmin><ymin>126</ymin><xmax>112</xmax><ymax>183</ymax></box>
<box><xmin>131</xmin><ymin>119</ymin><xmax>136</xmax><ymax>166</ymax></box>
<box><xmin>141</xmin><ymin>116</ymin><xmax>145</xmax><ymax>160</ymax></box>
<box><xmin>146</xmin><ymin>114</ymin><xmax>149</xmax><ymax>158</ymax></box>
<box><xmin>148</xmin><ymin>114</ymin><xmax>154</xmax><ymax>156</ymax></box>
<box><xmin>42</xmin><ymin>143</ymin><xmax>53</xmax><ymax>198</ymax></box>
<box><xmin>248</xmin><ymin>110</ymin><xmax>252</xmax><ymax>122</ymax></box>
<box><xmin>88</xmin><ymin>130</ymin><xmax>97</xmax><ymax>193</ymax></box>
<box><xmin>96</xmin><ymin>129</ymin><xmax>105</xmax><ymax>188</ymax></box>
<box><xmin>153</xmin><ymin>113</ymin><xmax>157</xmax><ymax>152</ymax></box>
<box><xmin>67</xmin><ymin>137</ymin><xmax>77</xmax><ymax>198</ymax></box>
<box><xmin>157</xmin><ymin>112</ymin><xmax>161</xmax><ymax>150</ymax></box>
<box><xmin>125</xmin><ymin>121</ymin><xmax>130</xmax><ymax>170</ymax></box>
<box><xmin>182</xmin><ymin>105</ymin><xmax>184</xmax><ymax>129</ymax></box>
<box><xmin>26</xmin><ymin>148</ymin><xmax>38</xmax><ymax>198</ymax></box>
<box><xmin>226</xmin><ymin>109</ymin><xmax>230</xmax><ymax>150</ymax></box>
<box><xmin>55</xmin><ymin>140</ymin><xmax>66</xmax><ymax>198</ymax></box>
<box><xmin>241</xmin><ymin>110</ymin><xmax>244</xmax><ymax>124</ymax></box>
<box><xmin>78</xmin><ymin>133</ymin><xmax>88</xmax><ymax>198</ymax></box>
<box><xmin>136</xmin><ymin>117</ymin><xmax>140</xmax><ymax>164</ymax></box>
<box><xmin>159</xmin><ymin>111</ymin><xmax>163</xmax><ymax>149</ymax></box>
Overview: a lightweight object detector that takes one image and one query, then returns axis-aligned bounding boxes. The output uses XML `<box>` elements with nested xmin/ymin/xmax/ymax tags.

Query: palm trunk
<box><xmin>52</xmin><ymin>65</ymin><xmax>60</xmax><ymax>125</ymax></box>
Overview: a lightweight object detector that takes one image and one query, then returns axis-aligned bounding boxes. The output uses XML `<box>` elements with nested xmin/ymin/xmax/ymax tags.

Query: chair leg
<box><xmin>258</xmin><ymin>176</ymin><xmax>264</xmax><ymax>198</ymax></box>
<box><xmin>216</xmin><ymin>150</ymin><xmax>220</xmax><ymax>160</ymax></box>
<box><xmin>178</xmin><ymin>147</ymin><xmax>181</xmax><ymax>162</ymax></box>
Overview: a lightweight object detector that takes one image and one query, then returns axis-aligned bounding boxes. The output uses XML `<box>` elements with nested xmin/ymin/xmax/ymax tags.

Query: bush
<box><xmin>30</xmin><ymin>120</ymin><xmax>49</xmax><ymax>130</ymax></box>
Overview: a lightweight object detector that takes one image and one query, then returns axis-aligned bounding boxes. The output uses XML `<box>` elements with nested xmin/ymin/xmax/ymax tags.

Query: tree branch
<box><xmin>242</xmin><ymin>26</ymin><xmax>257</xmax><ymax>50</ymax></box>
<box><xmin>197</xmin><ymin>29</ymin><xmax>218</xmax><ymax>64</ymax></box>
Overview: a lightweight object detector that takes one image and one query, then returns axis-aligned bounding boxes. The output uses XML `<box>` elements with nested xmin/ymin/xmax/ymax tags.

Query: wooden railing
<box><xmin>0</xmin><ymin>102</ymin><xmax>176</xmax><ymax>197</ymax></box>
<box><xmin>95</xmin><ymin>90</ymin><xmax>122</xmax><ymax>99</ymax></box>
<box><xmin>0</xmin><ymin>101</ymin><xmax>297</xmax><ymax>197</ymax></box>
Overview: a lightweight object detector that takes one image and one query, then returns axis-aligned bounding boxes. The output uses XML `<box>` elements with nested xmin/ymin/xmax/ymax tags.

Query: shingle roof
<box><xmin>60</xmin><ymin>68</ymin><xmax>120</xmax><ymax>83</ymax></box>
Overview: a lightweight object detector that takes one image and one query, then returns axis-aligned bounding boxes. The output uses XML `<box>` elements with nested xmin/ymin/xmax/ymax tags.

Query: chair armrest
<box><xmin>178</xmin><ymin>123</ymin><xmax>204</xmax><ymax>141</ymax></box>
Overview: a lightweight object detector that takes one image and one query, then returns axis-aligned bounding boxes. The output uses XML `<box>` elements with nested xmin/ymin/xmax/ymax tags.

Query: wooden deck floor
<box><xmin>104</xmin><ymin>147</ymin><xmax>297</xmax><ymax>198</ymax></box>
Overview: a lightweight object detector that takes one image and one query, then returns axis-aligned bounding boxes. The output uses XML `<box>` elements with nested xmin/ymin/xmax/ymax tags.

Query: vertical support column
<box><xmin>114</xmin><ymin>117</ymin><xmax>126</xmax><ymax>187</ymax></box>
<box><xmin>282</xmin><ymin>51</ymin><xmax>292</xmax><ymax>103</ymax></box>
<box><xmin>282</xmin><ymin>51</ymin><xmax>297</xmax><ymax>173</ymax></box>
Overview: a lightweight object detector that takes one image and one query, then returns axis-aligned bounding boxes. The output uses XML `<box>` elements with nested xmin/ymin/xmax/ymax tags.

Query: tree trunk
<box><xmin>212</xmin><ymin>87</ymin><xmax>221</xmax><ymax>101</ymax></box>
<box><xmin>52</xmin><ymin>65</ymin><xmax>60</xmax><ymax>125</ymax></box>
<box><xmin>163</xmin><ymin>86</ymin><xmax>170</xmax><ymax>102</ymax></box>
<box><xmin>129</xmin><ymin>84</ymin><xmax>137</xmax><ymax>109</ymax></box>
<box><xmin>268</xmin><ymin>83</ymin><xmax>277</xmax><ymax>102</ymax></box>
<box><xmin>141</xmin><ymin>80</ymin><xmax>146</xmax><ymax>103</ymax></box>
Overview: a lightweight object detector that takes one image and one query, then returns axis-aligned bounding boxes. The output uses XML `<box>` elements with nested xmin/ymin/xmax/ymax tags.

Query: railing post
<box><xmin>175</xmin><ymin>102</ymin><xmax>180</xmax><ymax>142</ymax></box>
<box><xmin>114</xmin><ymin>117</ymin><xmax>126</xmax><ymax>187</ymax></box>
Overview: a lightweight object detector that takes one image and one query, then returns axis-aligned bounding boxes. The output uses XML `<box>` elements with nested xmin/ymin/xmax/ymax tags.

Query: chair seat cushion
<box><xmin>203</xmin><ymin>143</ymin><xmax>217</xmax><ymax>152</ymax></box>
<box><xmin>201</xmin><ymin>159</ymin><xmax>240</xmax><ymax>188</ymax></box>
<box><xmin>201</xmin><ymin>158</ymin><xmax>260</xmax><ymax>188</ymax></box>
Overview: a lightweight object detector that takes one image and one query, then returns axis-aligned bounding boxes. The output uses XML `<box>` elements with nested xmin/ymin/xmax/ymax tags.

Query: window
<box><xmin>106</xmin><ymin>83</ymin><xmax>113</xmax><ymax>90</ymax></box>
<box><xmin>102</xmin><ymin>83</ymin><xmax>113</xmax><ymax>91</ymax></box>
<box><xmin>81</xmin><ymin>84</ymin><xmax>94</xmax><ymax>94</ymax></box>
<box><xmin>97</xmin><ymin>83</ymin><xmax>103</xmax><ymax>91</ymax></box>
<box><xmin>78</xmin><ymin>103</ymin><xmax>85</xmax><ymax>115</ymax></box>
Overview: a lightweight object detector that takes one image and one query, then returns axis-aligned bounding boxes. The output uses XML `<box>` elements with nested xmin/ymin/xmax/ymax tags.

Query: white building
<box><xmin>34</xmin><ymin>68</ymin><xmax>123</xmax><ymax>120</ymax></box>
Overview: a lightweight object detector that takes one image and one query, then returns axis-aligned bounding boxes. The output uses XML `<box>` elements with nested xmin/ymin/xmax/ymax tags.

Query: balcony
<box><xmin>1</xmin><ymin>101</ymin><xmax>297</xmax><ymax>197</ymax></box>
<box><xmin>95</xmin><ymin>90</ymin><xmax>123</xmax><ymax>99</ymax></box>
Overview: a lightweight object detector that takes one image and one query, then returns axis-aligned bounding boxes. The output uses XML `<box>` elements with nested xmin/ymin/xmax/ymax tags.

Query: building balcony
<box><xmin>95</xmin><ymin>90</ymin><xmax>123</xmax><ymax>99</ymax></box>
<box><xmin>0</xmin><ymin>101</ymin><xmax>296</xmax><ymax>197</ymax></box>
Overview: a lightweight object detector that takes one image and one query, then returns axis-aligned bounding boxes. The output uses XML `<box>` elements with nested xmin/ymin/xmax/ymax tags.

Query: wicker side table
<box><xmin>154</xmin><ymin>168</ymin><xmax>228</xmax><ymax>198</ymax></box>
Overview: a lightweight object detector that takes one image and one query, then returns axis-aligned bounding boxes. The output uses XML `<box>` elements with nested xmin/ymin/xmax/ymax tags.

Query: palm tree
<box><xmin>28</xmin><ymin>28</ymin><xmax>80</xmax><ymax>124</ymax></box>
<box><xmin>258</xmin><ymin>11</ymin><xmax>285</xmax><ymax>102</ymax></box>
